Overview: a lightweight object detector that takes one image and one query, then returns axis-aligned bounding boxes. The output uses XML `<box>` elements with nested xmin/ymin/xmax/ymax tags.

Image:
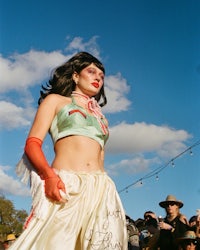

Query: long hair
<box><xmin>38</xmin><ymin>52</ymin><xmax>107</xmax><ymax>107</ymax></box>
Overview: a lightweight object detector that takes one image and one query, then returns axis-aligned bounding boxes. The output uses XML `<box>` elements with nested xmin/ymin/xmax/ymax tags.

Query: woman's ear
<box><xmin>72</xmin><ymin>72</ymin><xmax>79</xmax><ymax>84</ymax></box>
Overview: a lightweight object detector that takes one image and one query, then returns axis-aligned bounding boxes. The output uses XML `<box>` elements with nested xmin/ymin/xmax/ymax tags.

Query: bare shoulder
<box><xmin>42</xmin><ymin>94</ymin><xmax>72</xmax><ymax>115</ymax></box>
<box><xmin>28</xmin><ymin>94</ymin><xmax>69</xmax><ymax>138</ymax></box>
<box><xmin>41</xmin><ymin>93</ymin><xmax>67</xmax><ymax>103</ymax></box>
<box><xmin>41</xmin><ymin>94</ymin><xmax>71</xmax><ymax>107</ymax></box>
<box><xmin>179</xmin><ymin>214</ymin><xmax>188</xmax><ymax>224</ymax></box>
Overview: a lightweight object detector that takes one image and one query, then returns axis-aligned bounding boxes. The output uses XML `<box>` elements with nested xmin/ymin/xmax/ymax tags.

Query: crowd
<box><xmin>126</xmin><ymin>194</ymin><xmax>200</xmax><ymax>250</ymax></box>
<box><xmin>1</xmin><ymin>194</ymin><xmax>199</xmax><ymax>249</ymax></box>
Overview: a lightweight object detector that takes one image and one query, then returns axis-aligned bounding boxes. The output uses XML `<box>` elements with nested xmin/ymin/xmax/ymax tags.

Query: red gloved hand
<box><xmin>44</xmin><ymin>177</ymin><xmax>66</xmax><ymax>201</ymax></box>
<box><xmin>25</xmin><ymin>137</ymin><xmax>66</xmax><ymax>202</ymax></box>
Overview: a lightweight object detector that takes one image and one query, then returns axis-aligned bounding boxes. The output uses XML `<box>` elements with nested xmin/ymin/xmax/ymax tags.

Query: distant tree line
<box><xmin>0</xmin><ymin>195</ymin><xmax>28</xmax><ymax>242</ymax></box>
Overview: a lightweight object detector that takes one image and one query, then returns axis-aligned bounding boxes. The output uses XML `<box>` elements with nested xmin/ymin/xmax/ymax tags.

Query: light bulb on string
<box><xmin>118</xmin><ymin>140</ymin><xmax>200</xmax><ymax>194</ymax></box>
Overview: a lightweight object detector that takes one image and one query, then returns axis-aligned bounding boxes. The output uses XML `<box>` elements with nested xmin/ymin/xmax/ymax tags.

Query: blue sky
<box><xmin>0</xmin><ymin>0</ymin><xmax>200</xmax><ymax>221</ymax></box>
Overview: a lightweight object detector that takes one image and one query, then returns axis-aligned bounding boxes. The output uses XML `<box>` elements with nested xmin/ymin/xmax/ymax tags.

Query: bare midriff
<box><xmin>51</xmin><ymin>135</ymin><xmax>105</xmax><ymax>172</ymax></box>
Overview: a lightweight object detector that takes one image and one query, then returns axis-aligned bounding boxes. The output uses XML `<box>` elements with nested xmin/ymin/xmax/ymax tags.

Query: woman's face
<box><xmin>182</xmin><ymin>240</ymin><xmax>197</xmax><ymax>250</ymax></box>
<box><xmin>165</xmin><ymin>202</ymin><xmax>179</xmax><ymax>215</ymax></box>
<box><xmin>73</xmin><ymin>63</ymin><xmax>104</xmax><ymax>96</ymax></box>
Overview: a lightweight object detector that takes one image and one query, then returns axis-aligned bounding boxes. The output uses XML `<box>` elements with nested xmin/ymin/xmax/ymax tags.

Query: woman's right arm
<box><xmin>24</xmin><ymin>94</ymin><xmax>66</xmax><ymax>202</ymax></box>
<box><xmin>28</xmin><ymin>94</ymin><xmax>58</xmax><ymax>140</ymax></box>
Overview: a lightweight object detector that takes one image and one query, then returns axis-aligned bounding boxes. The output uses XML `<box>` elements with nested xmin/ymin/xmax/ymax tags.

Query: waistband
<box><xmin>54</xmin><ymin>168</ymin><xmax>107</xmax><ymax>176</ymax></box>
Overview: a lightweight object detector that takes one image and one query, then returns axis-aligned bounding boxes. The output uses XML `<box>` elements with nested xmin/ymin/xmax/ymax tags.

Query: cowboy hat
<box><xmin>159</xmin><ymin>194</ymin><xmax>183</xmax><ymax>208</ymax></box>
<box><xmin>177</xmin><ymin>231</ymin><xmax>197</xmax><ymax>242</ymax></box>
<box><xmin>6</xmin><ymin>234</ymin><xmax>16</xmax><ymax>241</ymax></box>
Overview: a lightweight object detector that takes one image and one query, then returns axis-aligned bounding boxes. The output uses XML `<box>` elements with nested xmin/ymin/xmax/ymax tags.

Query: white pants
<box><xmin>10</xmin><ymin>170</ymin><xmax>127</xmax><ymax>250</ymax></box>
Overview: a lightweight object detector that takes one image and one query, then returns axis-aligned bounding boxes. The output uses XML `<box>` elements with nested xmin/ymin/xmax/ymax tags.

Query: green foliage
<box><xmin>0</xmin><ymin>195</ymin><xmax>28</xmax><ymax>241</ymax></box>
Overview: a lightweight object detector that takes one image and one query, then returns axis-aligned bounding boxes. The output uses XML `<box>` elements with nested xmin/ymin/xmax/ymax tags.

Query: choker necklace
<box><xmin>71</xmin><ymin>91</ymin><xmax>108</xmax><ymax>135</ymax></box>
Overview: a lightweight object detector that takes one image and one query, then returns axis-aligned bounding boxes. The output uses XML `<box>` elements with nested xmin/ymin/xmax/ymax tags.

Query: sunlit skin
<box><xmin>28</xmin><ymin>63</ymin><xmax>106</xmax><ymax>178</ymax></box>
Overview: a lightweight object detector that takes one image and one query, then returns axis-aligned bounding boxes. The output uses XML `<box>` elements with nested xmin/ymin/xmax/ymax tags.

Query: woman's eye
<box><xmin>100</xmin><ymin>74</ymin><xmax>104</xmax><ymax>80</ymax></box>
<box><xmin>87</xmin><ymin>68</ymin><xmax>104</xmax><ymax>80</ymax></box>
<box><xmin>87</xmin><ymin>69</ymin><xmax>95</xmax><ymax>74</ymax></box>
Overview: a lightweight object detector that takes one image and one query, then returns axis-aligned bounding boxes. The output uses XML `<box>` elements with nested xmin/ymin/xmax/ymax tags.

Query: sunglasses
<box><xmin>166</xmin><ymin>202</ymin><xmax>176</xmax><ymax>207</ymax></box>
<box><xmin>182</xmin><ymin>240</ymin><xmax>197</xmax><ymax>246</ymax></box>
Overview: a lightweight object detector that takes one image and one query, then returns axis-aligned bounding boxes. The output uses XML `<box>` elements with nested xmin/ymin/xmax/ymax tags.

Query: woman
<box><xmin>157</xmin><ymin>195</ymin><xmax>189</xmax><ymax>250</ymax></box>
<box><xmin>177</xmin><ymin>231</ymin><xmax>199</xmax><ymax>250</ymax></box>
<box><xmin>10</xmin><ymin>52</ymin><xmax>127</xmax><ymax>249</ymax></box>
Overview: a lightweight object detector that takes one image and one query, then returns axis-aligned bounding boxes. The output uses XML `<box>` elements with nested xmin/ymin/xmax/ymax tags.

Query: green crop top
<box><xmin>49</xmin><ymin>96</ymin><xmax>109</xmax><ymax>148</ymax></box>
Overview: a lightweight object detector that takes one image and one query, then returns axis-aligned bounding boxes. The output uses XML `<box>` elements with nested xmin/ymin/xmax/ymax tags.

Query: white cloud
<box><xmin>106</xmin><ymin>121</ymin><xmax>191</xmax><ymax>156</ymax></box>
<box><xmin>105</xmin><ymin>122</ymin><xmax>191</xmax><ymax>175</ymax></box>
<box><xmin>107</xmin><ymin>156</ymin><xmax>159</xmax><ymax>176</ymax></box>
<box><xmin>0</xmin><ymin>101</ymin><xmax>34</xmax><ymax>130</ymax></box>
<box><xmin>0</xmin><ymin>50</ymin><xmax>69</xmax><ymax>93</ymax></box>
<box><xmin>103</xmin><ymin>73</ymin><xmax>131</xmax><ymax>113</ymax></box>
<box><xmin>0</xmin><ymin>166</ymin><xmax>30</xmax><ymax>196</ymax></box>
<box><xmin>0</xmin><ymin>36</ymin><xmax>103</xmax><ymax>94</ymax></box>
<box><xmin>65</xmin><ymin>36</ymin><xmax>101</xmax><ymax>59</ymax></box>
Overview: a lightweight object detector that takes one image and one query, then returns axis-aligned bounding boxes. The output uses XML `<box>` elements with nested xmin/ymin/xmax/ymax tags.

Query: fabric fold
<box><xmin>16</xmin><ymin>154</ymin><xmax>52</xmax><ymax>221</ymax></box>
<box><xmin>10</xmin><ymin>170</ymin><xmax>127</xmax><ymax>250</ymax></box>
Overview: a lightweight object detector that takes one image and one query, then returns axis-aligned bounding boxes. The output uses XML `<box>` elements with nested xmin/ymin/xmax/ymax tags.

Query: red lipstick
<box><xmin>92</xmin><ymin>82</ymin><xmax>99</xmax><ymax>88</ymax></box>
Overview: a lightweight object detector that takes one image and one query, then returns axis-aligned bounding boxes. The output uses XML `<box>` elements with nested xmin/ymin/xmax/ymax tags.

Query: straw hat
<box><xmin>6</xmin><ymin>234</ymin><xmax>16</xmax><ymax>241</ymax></box>
<box><xmin>177</xmin><ymin>231</ymin><xmax>196</xmax><ymax>242</ymax></box>
<box><xmin>159</xmin><ymin>194</ymin><xmax>183</xmax><ymax>208</ymax></box>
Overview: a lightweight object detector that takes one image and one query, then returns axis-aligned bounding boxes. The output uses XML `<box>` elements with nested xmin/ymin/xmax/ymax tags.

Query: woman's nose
<box><xmin>95</xmin><ymin>76</ymin><xmax>100</xmax><ymax>82</ymax></box>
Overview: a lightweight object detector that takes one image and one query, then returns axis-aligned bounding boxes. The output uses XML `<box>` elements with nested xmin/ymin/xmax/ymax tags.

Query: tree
<box><xmin>0</xmin><ymin>195</ymin><xmax>28</xmax><ymax>241</ymax></box>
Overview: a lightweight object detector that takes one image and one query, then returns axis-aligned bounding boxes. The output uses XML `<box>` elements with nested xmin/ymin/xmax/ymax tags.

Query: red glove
<box><xmin>25</xmin><ymin>137</ymin><xmax>66</xmax><ymax>202</ymax></box>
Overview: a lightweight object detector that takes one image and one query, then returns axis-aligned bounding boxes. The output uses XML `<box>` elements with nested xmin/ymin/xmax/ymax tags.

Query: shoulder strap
<box><xmin>71</xmin><ymin>95</ymin><xmax>76</xmax><ymax>104</ymax></box>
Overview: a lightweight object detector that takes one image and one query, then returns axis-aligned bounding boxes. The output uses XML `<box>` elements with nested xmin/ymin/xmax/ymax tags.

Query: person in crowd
<box><xmin>144</xmin><ymin>211</ymin><xmax>158</xmax><ymax>222</ymax></box>
<box><xmin>138</xmin><ymin>211</ymin><xmax>159</xmax><ymax>250</ymax></box>
<box><xmin>189</xmin><ymin>216</ymin><xmax>199</xmax><ymax>233</ymax></box>
<box><xmin>190</xmin><ymin>216</ymin><xmax>198</xmax><ymax>228</ymax></box>
<box><xmin>3</xmin><ymin>234</ymin><xmax>16</xmax><ymax>249</ymax></box>
<box><xmin>10</xmin><ymin>52</ymin><xmax>127</xmax><ymax>249</ymax></box>
<box><xmin>134</xmin><ymin>218</ymin><xmax>148</xmax><ymax>249</ymax></box>
<box><xmin>143</xmin><ymin>216</ymin><xmax>160</xmax><ymax>250</ymax></box>
<box><xmin>177</xmin><ymin>230</ymin><xmax>199</xmax><ymax>250</ymax></box>
<box><xmin>157</xmin><ymin>194</ymin><xmax>189</xmax><ymax>250</ymax></box>
<box><xmin>126</xmin><ymin>215</ymin><xmax>140</xmax><ymax>250</ymax></box>
<box><xmin>189</xmin><ymin>210</ymin><xmax>200</xmax><ymax>239</ymax></box>
<box><xmin>196</xmin><ymin>210</ymin><xmax>200</xmax><ymax>240</ymax></box>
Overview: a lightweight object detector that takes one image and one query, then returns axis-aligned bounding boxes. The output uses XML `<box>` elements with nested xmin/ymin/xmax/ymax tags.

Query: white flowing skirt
<box><xmin>11</xmin><ymin>166</ymin><xmax>127</xmax><ymax>250</ymax></box>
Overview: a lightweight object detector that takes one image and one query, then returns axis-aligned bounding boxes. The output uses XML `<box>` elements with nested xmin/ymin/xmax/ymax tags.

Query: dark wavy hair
<box><xmin>38</xmin><ymin>52</ymin><xmax>107</xmax><ymax>107</ymax></box>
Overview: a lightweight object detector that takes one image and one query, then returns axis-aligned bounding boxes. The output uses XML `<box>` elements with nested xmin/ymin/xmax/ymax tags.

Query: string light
<box><xmin>119</xmin><ymin>139</ymin><xmax>200</xmax><ymax>194</ymax></box>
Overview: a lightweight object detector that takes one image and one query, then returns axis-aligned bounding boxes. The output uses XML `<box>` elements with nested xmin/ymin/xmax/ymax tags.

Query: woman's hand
<box><xmin>44</xmin><ymin>176</ymin><xmax>67</xmax><ymax>203</ymax></box>
<box><xmin>159</xmin><ymin>221</ymin><xmax>174</xmax><ymax>231</ymax></box>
